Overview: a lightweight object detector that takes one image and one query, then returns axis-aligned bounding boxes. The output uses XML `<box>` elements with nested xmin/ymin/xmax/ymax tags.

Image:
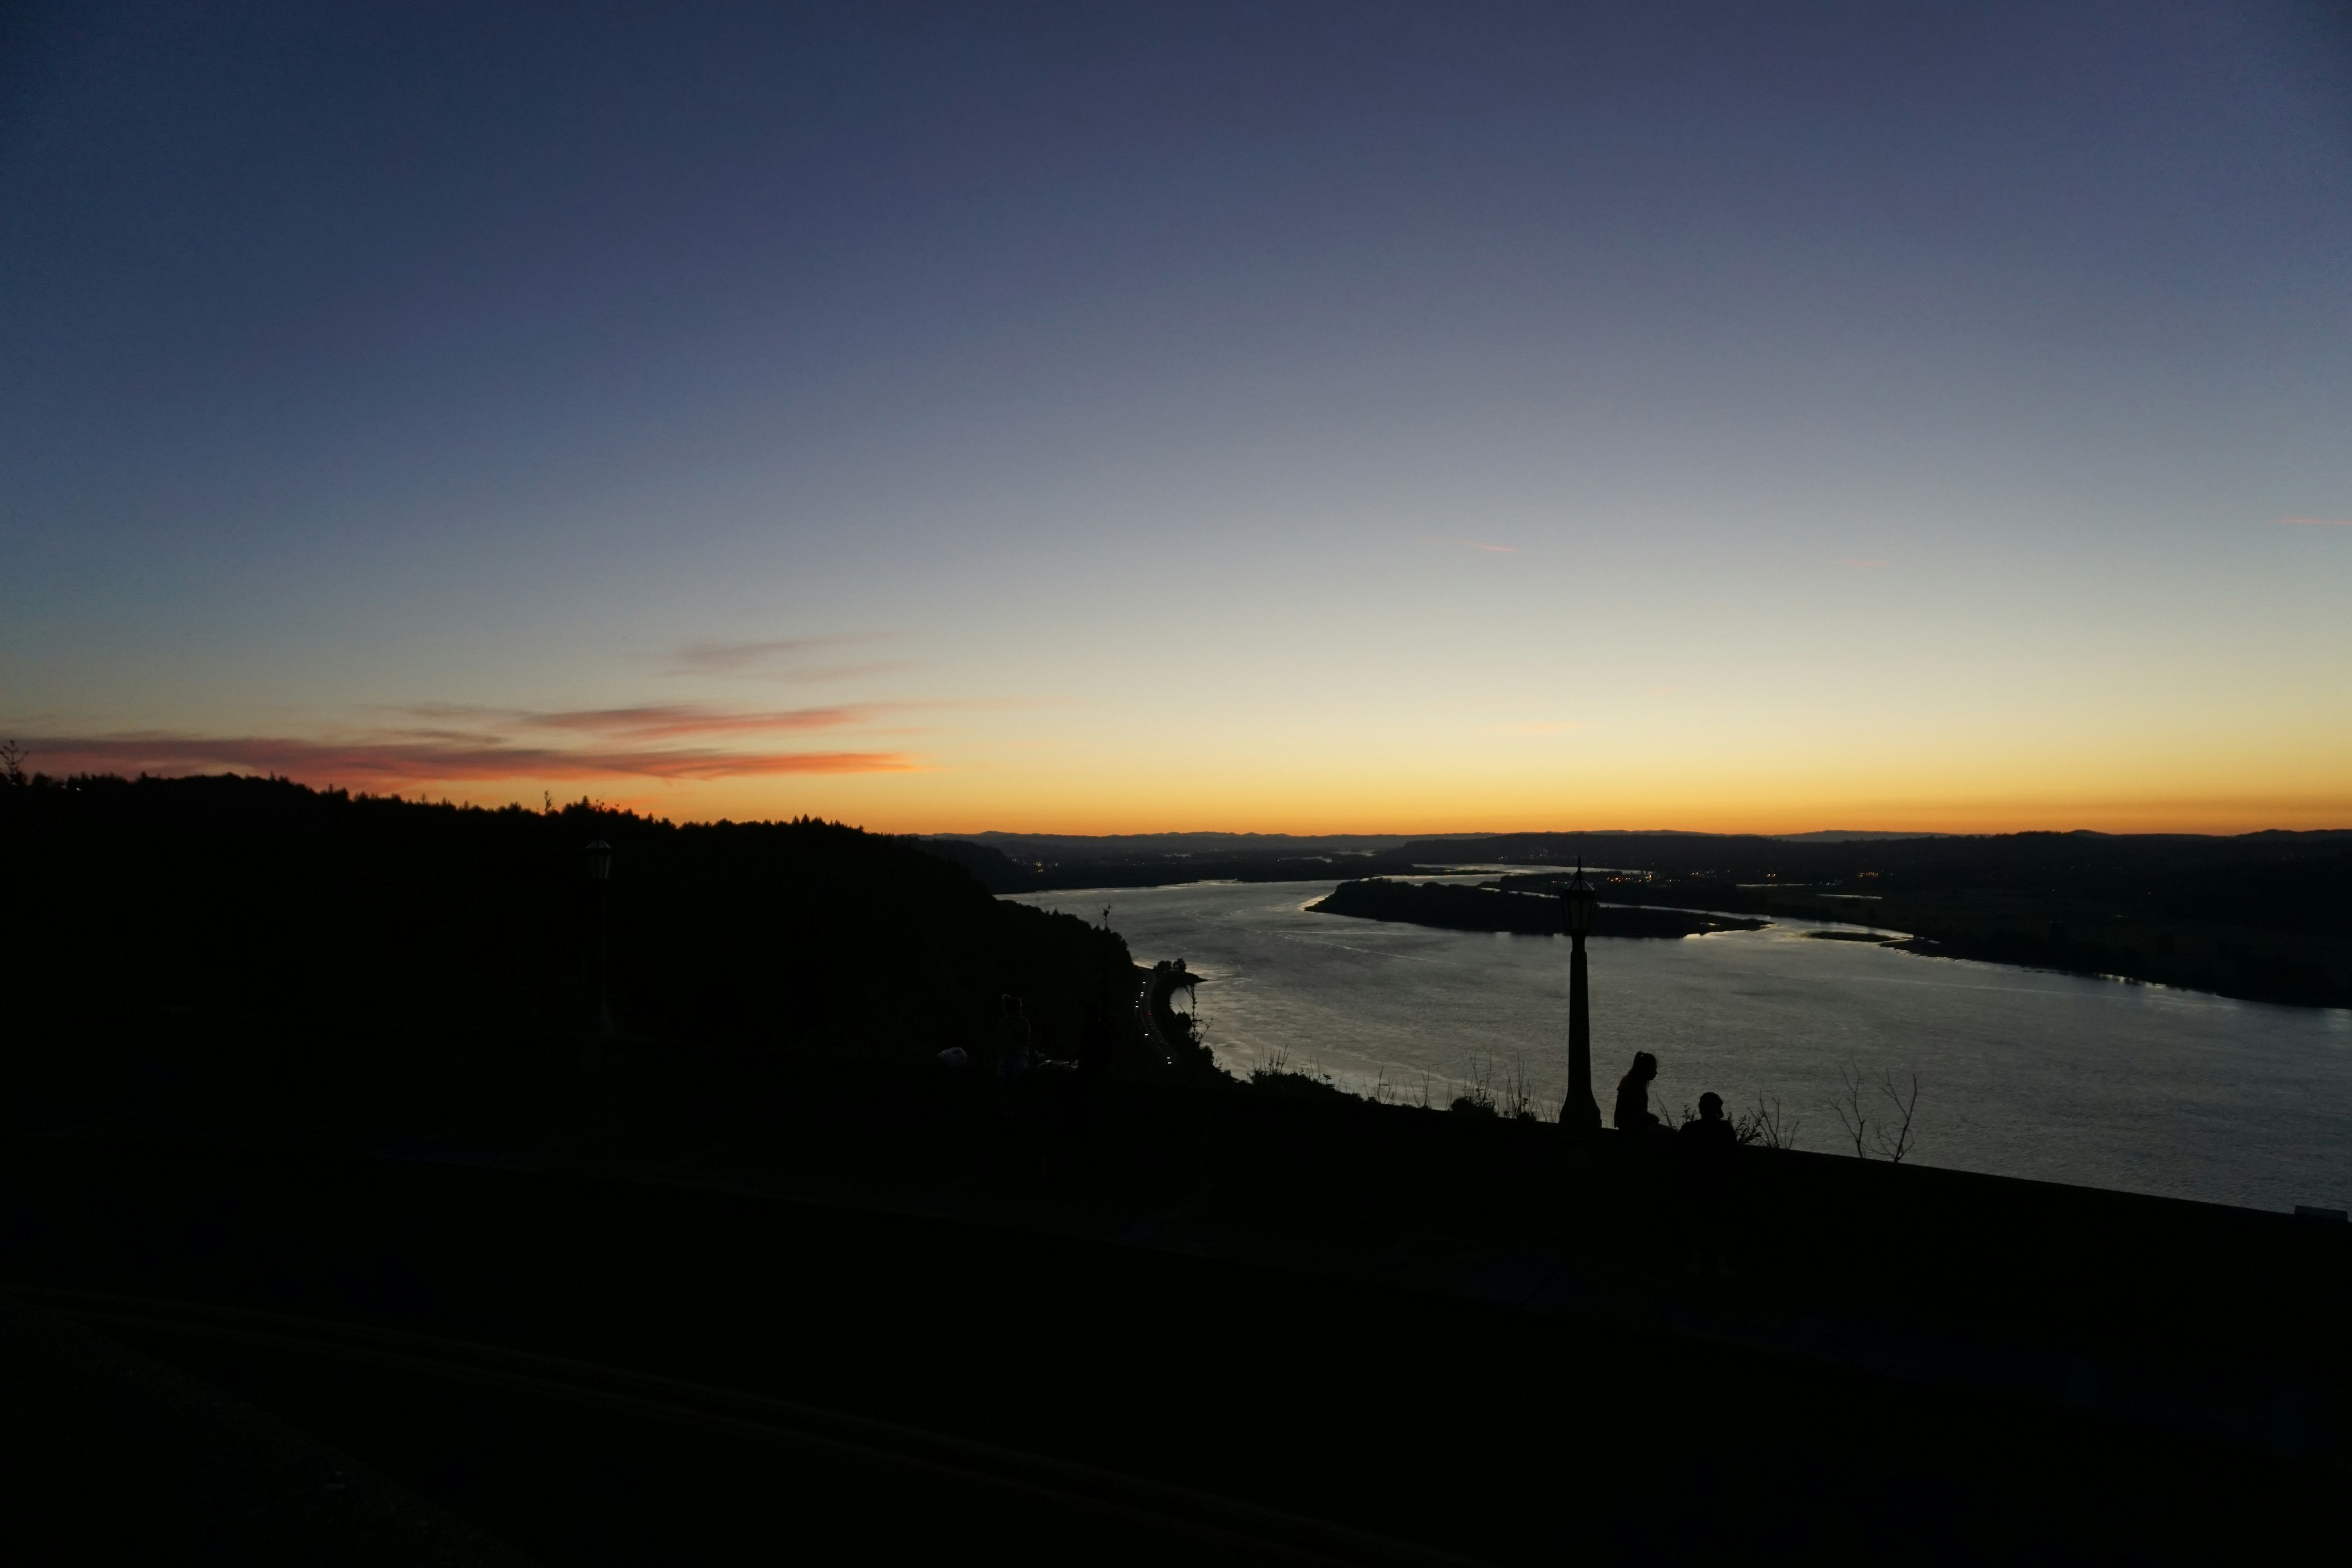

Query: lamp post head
<box><xmin>584</xmin><ymin>839</ymin><xmax>613</xmax><ymax>883</ymax></box>
<box><xmin>1561</xmin><ymin>859</ymin><xmax>1597</xmax><ymax>938</ymax></box>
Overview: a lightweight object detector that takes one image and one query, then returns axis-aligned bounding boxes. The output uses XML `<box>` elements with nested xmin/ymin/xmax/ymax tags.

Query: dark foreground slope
<box><xmin>3</xmin><ymin>1030</ymin><xmax>2345</xmax><ymax>1565</ymax></box>
<box><xmin>2</xmin><ymin>772</ymin><xmax>1136</xmax><ymax>1059</ymax></box>
<box><xmin>5</xmin><ymin>778</ymin><xmax>2346</xmax><ymax>1561</ymax></box>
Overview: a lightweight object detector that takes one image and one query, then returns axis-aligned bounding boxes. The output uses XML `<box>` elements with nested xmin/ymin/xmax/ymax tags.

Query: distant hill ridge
<box><xmin>935</xmin><ymin>828</ymin><xmax>1949</xmax><ymax>853</ymax></box>
<box><xmin>932</xmin><ymin>831</ymin><xmax>1482</xmax><ymax>857</ymax></box>
<box><xmin>921</xmin><ymin>826</ymin><xmax>2352</xmax><ymax>888</ymax></box>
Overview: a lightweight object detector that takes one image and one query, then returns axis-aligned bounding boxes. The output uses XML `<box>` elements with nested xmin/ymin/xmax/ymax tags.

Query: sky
<box><xmin>4</xmin><ymin>1</ymin><xmax>2350</xmax><ymax>835</ymax></box>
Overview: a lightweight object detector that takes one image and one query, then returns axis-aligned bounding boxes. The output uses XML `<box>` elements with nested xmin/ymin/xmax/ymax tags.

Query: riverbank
<box><xmin>1494</xmin><ymin>865</ymin><xmax>2352</xmax><ymax>1011</ymax></box>
<box><xmin>1027</xmin><ymin>878</ymin><xmax>2352</xmax><ymax>1214</ymax></box>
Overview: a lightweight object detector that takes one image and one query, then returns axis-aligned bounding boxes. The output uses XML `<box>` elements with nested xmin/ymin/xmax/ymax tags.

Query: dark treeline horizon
<box><xmin>920</xmin><ymin>822</ymin><xmax>2352</xmax><ymax>894</ymax></box>
<box><xmin>10</xmin><ymin>766</ymin><xmax>2348</xmax><ymax>1018</ymax></box>
<box><xmin>3</xmin><ymin>771</ymin><xmax>1136</xmax><ymax>1060</ymax></box>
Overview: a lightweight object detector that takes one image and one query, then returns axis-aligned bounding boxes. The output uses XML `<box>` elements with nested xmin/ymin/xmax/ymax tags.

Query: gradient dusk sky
<box><xmin>5</xmin><ymin>2</ymin><xmax>2349</xmax><ymax>834</ymax></box>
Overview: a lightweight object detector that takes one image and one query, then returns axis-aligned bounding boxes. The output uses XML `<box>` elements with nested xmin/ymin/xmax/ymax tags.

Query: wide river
<box><xmin>1009</xmin><ymin>876</ymin><xmax>2352</xmax><ymax>1215</ymax></box>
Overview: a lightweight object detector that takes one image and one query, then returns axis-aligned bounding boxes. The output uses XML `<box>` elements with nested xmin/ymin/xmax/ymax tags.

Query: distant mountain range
<box><xmin>909</xmin><ymin>828</ymin><xmax>1988</xmax><ymax>898</ymax></box>
<box><xmin>1774</xmin><ymin>830</ymin><xmax>1943</xmax><ymax>843</ymax></box>
<box><xmin>929</xmin><ymin>828</ymin><xmax>1940</xmax><ymax>856</ymax></box>
<box><xmin>929</xmin><ymin>831</ymin><xmax>1482</xmax><ymax>859</ymax></box>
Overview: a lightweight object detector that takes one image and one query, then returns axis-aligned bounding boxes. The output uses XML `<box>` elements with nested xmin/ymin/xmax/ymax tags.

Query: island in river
<box><xmin>1309</xmin><ymin>877</ymin><xmax>1768</xmax><ymax>938</ymax></box>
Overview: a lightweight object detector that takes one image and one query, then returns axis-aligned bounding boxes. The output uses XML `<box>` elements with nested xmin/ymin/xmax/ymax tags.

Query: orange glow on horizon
<box><xmin>413</xmin><ymin>775</ymin><xmax>2351</xmax><ymax>839</ymax></box>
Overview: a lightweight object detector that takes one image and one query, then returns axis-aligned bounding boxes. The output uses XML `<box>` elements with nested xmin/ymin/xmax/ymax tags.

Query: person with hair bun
<box><xmin>1613</xmin><ymin>1051</ymin><xmax>1667</xmax><ymax>1136</ymax></box>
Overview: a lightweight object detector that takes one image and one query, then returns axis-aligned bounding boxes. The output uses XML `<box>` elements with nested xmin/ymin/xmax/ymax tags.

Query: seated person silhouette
<box><xmin>1679</xmin><ymin>1091</ymin><xmax>1739</xmax><ymax>1276</ymax></box>
<box><xmin>1679</xmin><ymin>1091</ymin><xmax>1737</xmax><ymax>1153</ymax></box>
<box><xmin>1613</xmin><ymin>1051</ymin><xmax>1668</xmax><ymax>1135</ymax></box>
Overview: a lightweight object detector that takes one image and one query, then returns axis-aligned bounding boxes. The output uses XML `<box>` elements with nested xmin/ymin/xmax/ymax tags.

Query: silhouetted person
<box><xmin>1613</xmin><ymin>1051</ymin><xmax>1667</xmax><ymax>1136</ymax></box>
<box><xmin>1679</xmin><ymin>1091</ymin><xmax>1736</xmax><ymax>1154</ymax></box>
<box><xmin>1678</xmin><ymin>1091</ymin><xmax>1739</xmax><ymax>1276</ymax></box>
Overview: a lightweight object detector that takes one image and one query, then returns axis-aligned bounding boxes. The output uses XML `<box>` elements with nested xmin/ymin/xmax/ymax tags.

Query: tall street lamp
<box><xmin>1559</xmin><ymin>861</ymin><xmax>1601</xmax><ymax>1132</ymax></box>
<box><xmin>585</xmin><ymin>839</ymin><xmax>614</xmax><ymax>1039</ymax></box>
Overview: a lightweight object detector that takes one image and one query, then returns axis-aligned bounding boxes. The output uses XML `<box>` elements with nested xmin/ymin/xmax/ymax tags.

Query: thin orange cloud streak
<box><xmin>24</xmin><ymin>733</ymin><xmax>918</xmax><ymax>785</ymax></box>
<box><xmin>521</xmin><ymin>704</ymin><xmax>872</xmax><ymax>741</ymax></box>
<box><xmin>399</xmin><ymin>701</ymin><xmax>874</xmax><ymax>741</ymax></box>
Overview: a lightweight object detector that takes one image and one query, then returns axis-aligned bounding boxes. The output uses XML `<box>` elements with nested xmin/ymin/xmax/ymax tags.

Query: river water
<box><xmin>1008</xmin><ymin>877</ymin><xmax>2352</xmax><ymax>1214</ymax></box>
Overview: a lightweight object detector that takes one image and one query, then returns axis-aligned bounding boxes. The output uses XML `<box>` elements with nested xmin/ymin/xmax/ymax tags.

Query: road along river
<box><xmin>1009</xmin><ymin>877</ymin><xmax>2352</xmax><ymax>1215</ymax></box>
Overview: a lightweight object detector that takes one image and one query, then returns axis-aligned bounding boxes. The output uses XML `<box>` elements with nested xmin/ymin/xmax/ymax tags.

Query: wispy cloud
<box><xmin>663</xmin><ymin>636</ymin><xmax>903</xmax><ymax>680</ymax></box>
<box><xmin>25</xmin><ymin>734</ymin><xmax>918</xmax><ymax>784</ymax></box>
<box><xmin>401</xmin><ymin>703</ymin><xmax>877</xmax><ymax>742</ymax></box>
<box><xmin>2277</xmin><ymin>516</ymin><xmax>2352</xmax><ymax>527</ymax></box>
<box><xmin>669</xmin><ymin>637</ymin><xmax>831</xmax><ymax>673</ymax></box>
<box><xmin>12</xmin><ymin>693</ymin><xmax>1050</xmax><ymax>787</ymax></box>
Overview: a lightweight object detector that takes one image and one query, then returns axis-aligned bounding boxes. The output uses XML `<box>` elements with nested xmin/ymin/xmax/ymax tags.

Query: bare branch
<box><xmin>1870</xmin><ymin>1070</ymin><xmax>1921</xmax><ymax>1164</ymax></box>
<box><xmin>1747</xmin><ymin>1094</ymin><xmax>1802</xmax><ymax>1150</ymax></box>
<box><xmin>1828</xmin><ymin>1060</ymin><xmax>1871</xmax><ymax>1158</ymax></box>
<box><xmin>1501</xmin><ymin>1052</ymin><xmax>1540</xmax><ymax>1120</ymax></box>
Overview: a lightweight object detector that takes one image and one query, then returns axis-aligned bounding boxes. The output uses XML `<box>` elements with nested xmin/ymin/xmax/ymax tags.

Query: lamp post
<box><xmin>1559</xmin><ymin>861</ymin><xmax>1601</xmax><ymax>1132</ymax></box>
<box><xmin>584</xmin><ymin>839</ymin><xmax>614</xmax><ymax>1040</ymax></box>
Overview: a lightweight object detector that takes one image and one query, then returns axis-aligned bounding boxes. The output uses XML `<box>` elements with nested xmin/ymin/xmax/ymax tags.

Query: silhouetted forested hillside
<box><xmin>4</xmin><ymin>774</ymin><xmax>1137</xmax><ymax>1057</ymax></box>
<box><xmin>1482</xmin><ymin>832</ymin><xmax>2352</xmax><ymax>1007</ymax></box>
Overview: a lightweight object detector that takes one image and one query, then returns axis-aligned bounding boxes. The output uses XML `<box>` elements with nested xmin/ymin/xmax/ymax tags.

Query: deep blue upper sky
<box><xmin>4</xmin><ymin>2</ymin><xmax>2349</xmax><ymax>830</ymax></box>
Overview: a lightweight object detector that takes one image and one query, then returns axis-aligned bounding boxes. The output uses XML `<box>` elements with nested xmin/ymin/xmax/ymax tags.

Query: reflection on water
<box><xmin>1009</xmin><ymin>878</ymin><xmax>2352</xmax><ymax>1214</ymax></box>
